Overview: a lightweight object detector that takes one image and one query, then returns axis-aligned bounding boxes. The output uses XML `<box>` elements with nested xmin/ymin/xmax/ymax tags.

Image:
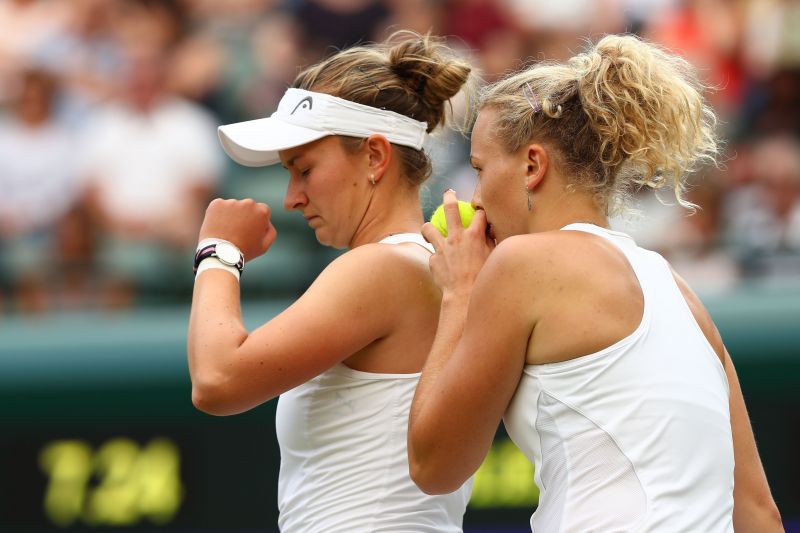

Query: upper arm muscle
<box><xmin>223</xmin><ymin>246</ymin><xmax>399</xmax><ymax>407</ymax></box>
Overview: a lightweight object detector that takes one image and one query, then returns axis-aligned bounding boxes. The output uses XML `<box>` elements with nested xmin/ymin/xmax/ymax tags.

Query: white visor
<box><xmin>218</xmin><ymin>88</ymin><xmax>428</xmax><ymax>167</ymax></box>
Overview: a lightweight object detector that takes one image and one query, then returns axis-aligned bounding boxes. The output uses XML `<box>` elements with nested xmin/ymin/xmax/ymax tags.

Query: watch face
<box><xmin>215</xmin><ymin>242</ymin><xmax>241</xmax><ymax>266</ymax></box>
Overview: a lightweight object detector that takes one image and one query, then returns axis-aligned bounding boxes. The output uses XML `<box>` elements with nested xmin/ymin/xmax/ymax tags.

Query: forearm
<box><xmin>187</xmin><ymin>270</ymin><xmax>249</xmax><ymax>413</ymax></box>
<box><xmin>411</xmin><ymin>291</ymin><xmax>469</xmax><ymax>412</ymax></box>
<box><xmin>723</xmin><ymin>352</ymin><xmax>783</xmax><ymax>532</ymax></box>
<box><xmin>408</xmin><ymin>291</ymin><xmax>473</xmax><ymax>492</ymax></box>
<box><xmin>733</xmin><ymin>497</ymin><xmax>783</xmax><ymax>533</ymax></box>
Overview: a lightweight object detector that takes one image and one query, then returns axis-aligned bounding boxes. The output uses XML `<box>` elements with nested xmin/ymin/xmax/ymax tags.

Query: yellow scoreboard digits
<box><xmin>39</xmin><ymin>437</ymin><xmax>183</xmax><ymax>527</ymax></box>
<box><xmin>38</xmin><ymin>435</ymin><xmax>532</xmax><ymax>527</ymax></box>
<box><xmin>39</xmin><ymin>440</ymin><xmax>93</xmax><ymax>527</ymax></box>
<box><xmin>136</xmin><ymin>438</ymin><xmax>184</xmax><ymax>524</ymax></box>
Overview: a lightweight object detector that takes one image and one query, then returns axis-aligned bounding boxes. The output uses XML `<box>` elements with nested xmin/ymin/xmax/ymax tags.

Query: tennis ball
<box><xmin>430</xmin><ymin>200</ymin><xmax>476</xmax><ymax>237</ymax></box>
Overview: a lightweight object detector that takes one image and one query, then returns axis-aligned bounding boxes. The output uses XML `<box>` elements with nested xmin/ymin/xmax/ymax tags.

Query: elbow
<box><xmin>734</xmin><ymin>493</ymin><xmax>783</xmax><ymax>532</ymax></box>
<box><xmin>191</xmin><ymin>377</ymin><xmax>239</xmax><ymax>416</ymax></box>
<box><xmin>407</xmin><ymin>422</ymin><xmax>471</xmax><ymax>495</ymax></box>
<box><xmin>409</xmin><ymin>460</ymin><xmax>445</xmax><ymax>495</ymax></box>
<box><xmin>755</xmin><ymin>498</ymin><xmax>783</xmax><ymax>531</ymax></box>
<box><xmin>408</xmin><ymin>452</ymin><xmax>466</xmax><ymax>495</ymax></box>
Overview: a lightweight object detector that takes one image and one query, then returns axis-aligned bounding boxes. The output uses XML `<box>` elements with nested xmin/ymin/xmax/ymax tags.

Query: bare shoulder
<box><xmin>311</xmin><ymin>242</ymin><xmax>435</xmax><ymax>303</ymax></box>
<box><xmin>475</xmin><ymin>232</ymin><xmax>609</xmax><ymax>318</ymax></box>
<box><xmin>488</xmin><ymin>232</ymin><xmax>571</xmax><ymax>269</ymax></box>
<box><xmin>320</xmin><ymin>242</ymin><xmax>413</xmax><ymax>275</ymax></box>
<box><xmin>486</xmin><ymin>230</ymin><xmax>620</xmax><ymax>284</ymax></box>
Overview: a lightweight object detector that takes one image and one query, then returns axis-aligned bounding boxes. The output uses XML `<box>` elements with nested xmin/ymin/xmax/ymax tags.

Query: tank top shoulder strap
<box><xmin>559</xmin><ymin>223</ymin><xmax>650</xmax><ymax>281</ymax></box>
<box><xmin>559</xmin><ymin>222</ymin><xmax>673</xmax><ymax>338</ymax></box>
<box><xmin>559</xmin><ymin>222</ymin><xmax>637</xmax><ymax>249</ymax></box>
<box><xmin>378</xmin><ymin>232</ymin><xmax>434</xmax><ymax>253</ymax></box>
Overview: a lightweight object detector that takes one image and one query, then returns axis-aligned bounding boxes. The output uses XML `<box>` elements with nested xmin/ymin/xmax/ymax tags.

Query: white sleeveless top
<box><xmin>504</xmin><ymin>223</ymin><xmax>734</xmax><ymax>533</ymax></box>
<box><xmin>275</xmin><ymin>234</ymin><xmax>472</xmax><ymax>532</ymax></box>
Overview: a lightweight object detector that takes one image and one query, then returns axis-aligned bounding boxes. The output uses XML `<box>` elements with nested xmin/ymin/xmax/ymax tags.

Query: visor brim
<box><xmin>217</xmin><ymin>117</ymin><xmax>330</xmax><ymax>167</ymax></box>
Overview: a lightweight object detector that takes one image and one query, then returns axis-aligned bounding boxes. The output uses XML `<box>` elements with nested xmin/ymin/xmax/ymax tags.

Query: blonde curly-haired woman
<box><xmin>409</xmin><ymin>34</ymin><xmax>782</xmax><ymax>533</ymax></box>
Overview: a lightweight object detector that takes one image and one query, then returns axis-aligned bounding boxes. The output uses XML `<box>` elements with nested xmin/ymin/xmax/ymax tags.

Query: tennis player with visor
<box><xmin>187</xmin><ymin>33</ymin><xmax>475</xmax><ymax>532</ymax></box>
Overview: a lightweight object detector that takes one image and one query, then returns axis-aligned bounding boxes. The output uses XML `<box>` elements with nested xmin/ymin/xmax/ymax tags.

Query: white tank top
<box><xmin>503</xmin><ymin>223</ymin><xmax>734</xmax><ymax>532</ymax></box>
<box><xmin>275</xmin><ymin>234</ymin><xmax>472</xmax><ymax>532</ymax></box>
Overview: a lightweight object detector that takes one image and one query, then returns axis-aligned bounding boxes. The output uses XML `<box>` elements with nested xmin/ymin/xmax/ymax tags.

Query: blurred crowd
<box><xmin>1</xmin><ymin>0</ymin><xmax>799</xmax><ymax>314</ymax></box>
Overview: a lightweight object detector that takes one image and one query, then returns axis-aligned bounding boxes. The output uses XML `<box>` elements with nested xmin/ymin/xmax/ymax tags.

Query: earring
<box><xmin>527</xmin><ymin>189</ymin><xmax>533</xmax><ymax>212</ymax></box>
<box><xmin>369</xmin><ymin>174</ymin><xmax>376</xmax><ymax>185</ymax></box>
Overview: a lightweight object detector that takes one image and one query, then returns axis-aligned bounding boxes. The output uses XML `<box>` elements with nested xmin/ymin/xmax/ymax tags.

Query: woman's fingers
<box><xmin>442</xmin><ymin>190</ymin><xmax>463</xmax><ymax>237</ymax></box>
<box><xmin>421</xmin><ymin>222</ymin><xmax>444</xmax><ymax>253</ymax></box>
<box><xmin>198</xmin><ymin>198</ymin><xmax>277</xmax><ymax>261</ymax></box>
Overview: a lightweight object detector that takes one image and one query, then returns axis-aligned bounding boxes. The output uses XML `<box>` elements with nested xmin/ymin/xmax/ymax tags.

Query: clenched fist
<box><xmin>198</xmin><ymin>198</ymin><xmax>277</xmax><ymax>261</ymax></box>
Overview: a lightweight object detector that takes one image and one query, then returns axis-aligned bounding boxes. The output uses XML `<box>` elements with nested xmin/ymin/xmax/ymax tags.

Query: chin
<box><xmin>314</xmin><ymin>230</ymin><xmax>348</xmax><ymax>250</ymax></box>
<box><xmin>314</xmin><ymin>233</ymin><xmax>333</xmax><ymax>248</ymax></box>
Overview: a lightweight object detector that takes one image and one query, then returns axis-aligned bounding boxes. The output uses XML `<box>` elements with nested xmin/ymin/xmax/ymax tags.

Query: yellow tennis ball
<box><xmin>430</xmin><ymin>200</ymin><xmax>476</xmax><ymax>237</ymax></box>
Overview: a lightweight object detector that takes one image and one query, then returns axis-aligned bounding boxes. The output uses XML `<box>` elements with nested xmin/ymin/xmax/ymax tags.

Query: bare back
<box><xmin>519</xmin><ymin>228</ymin><xmax>725</xmax><ymax>368</ymax></box>
<box><xmin>344</xmin><ymin>240</ymin><xmax>441</xmax><ymax>374</ymax></box>
<box><xmin>521</xmin><ymin>229</ymin><xmax>645</xmax><ymax>366</ymax></box>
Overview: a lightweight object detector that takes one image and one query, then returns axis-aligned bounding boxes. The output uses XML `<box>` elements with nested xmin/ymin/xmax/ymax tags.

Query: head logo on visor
<box><xmin>218</xmin><ymin>89</ymin><xmax>428</xmax><ymax>167</ymax></box>
<box><xmin>291</xmin><ymin>96</ymin><xmax>313</xmax><ymax>114</ymax></box>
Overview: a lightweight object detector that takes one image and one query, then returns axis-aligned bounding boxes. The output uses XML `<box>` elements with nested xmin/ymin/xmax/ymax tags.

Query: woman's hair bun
<box><xmin>386</xmin><ymin>31</ymin><xmax>472</xmax><ymax>131</ymax></box>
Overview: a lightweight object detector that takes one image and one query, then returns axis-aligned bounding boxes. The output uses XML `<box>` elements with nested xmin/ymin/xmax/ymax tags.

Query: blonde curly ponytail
<box><xmin>479</xmin><ymin>34</ymin><xmax>719</xmax><ymax>214</ymax></box>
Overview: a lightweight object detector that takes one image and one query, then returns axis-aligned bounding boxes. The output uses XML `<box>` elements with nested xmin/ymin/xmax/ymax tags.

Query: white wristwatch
<box><xmin>194</xmin><ymin>240</ymin><xmax>244</xmax><ymax>276</ymax></box>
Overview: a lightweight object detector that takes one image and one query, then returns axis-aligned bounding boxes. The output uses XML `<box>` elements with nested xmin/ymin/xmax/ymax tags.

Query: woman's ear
<box><xmin>525</xmin><ymin>143</ymin><xmax>549</xmax><ymax>191</ymax></box>
<box><xmin>364</xmin><ymin>134</ymin><xmax>392</xmax><ymax>183</ymax></box>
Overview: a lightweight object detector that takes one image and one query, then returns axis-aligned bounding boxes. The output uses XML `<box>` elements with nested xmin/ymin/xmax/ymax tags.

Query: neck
<box><xmin>349</xmin><ymin>186</ymin><xmax>424</xmax><ymax>248</ymax></box>
<box><xmin>527</xmin><ymin>186</ymin><xmax>609</xmax><ymax>233</ymax></box>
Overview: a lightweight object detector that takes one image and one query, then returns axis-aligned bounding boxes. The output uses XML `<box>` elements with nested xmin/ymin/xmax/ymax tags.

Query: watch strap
<box><xmin>193</xmin><ymin>239</ymin><xmax>244</xmax><ymax>275</ymax></box>
<box><xmin>196</xmin><ymin>257</ymin><xmax>240</xmax><ymax>280</ymax></box>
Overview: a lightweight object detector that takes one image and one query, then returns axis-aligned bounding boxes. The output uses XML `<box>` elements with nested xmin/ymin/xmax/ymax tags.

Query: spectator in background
<box><xmin>0</xmin><ymin>0</ymin><xmax>71</xmax><ymax>103</ymax></box>
<box><xmin>0</xmin><ymin>69</ymin><xmax>88</xmax><ymax>312</ymax></box>
<box><xmin>114</xmin><ymin>0</ymin><xmax>186</xmax><ymax>52</ymax></box>
<box><xmin>644</xmin><ymin>0</ymin><xmax>743</xmax><ymax>123</ymax></box>
<box><xmin>167</xmin><ymin>27</ymin><xmax>227</xmax><ymax>115</ymax></box>
<box><xmin>80</xmin><ymin>43</ymin><xmax>222</xmax><ymax>307</ymax></box>
<box><xmin>235</xmin><ymin>12</ymin><xmax>304</xmax><ymax>119</ymax></box>
<box><xmin>380</xmin><ymin>0</ymin><xmax>444</xmax><ymax>39</ymax></box>
<box><xmin>723</xmin><ymin>134</ymin><xmax>800</xmax><ymax>280</ymax></box>
<box><xmin>663</xmin><ymin>173</ymin><xmax>741</xmax><ymax>292</ymax></box>
<box><xmin>3</xmin><ymin>0</ymin><xmax>800</xmax><ymax>313</ymax></box>
<box><xmin>33</xmin><ymin>0</ymin><xmax>125</xmax><ymax>125</ymax></box>
<box><xmin>742</xmin><ymin>0</ymin><xmax>800</xmax><ymax>79</ymax></box>
<box><xmin>174</xmin><ymin>0</ymin><xmax>292</xmax><ymax>123</ymax></box>
<box><xmin>443</xmin><ymin>0</ymin><xmax>511</xmax><ymax>53</ymax></box>
<box><xmin>291</xmin><ymin>0</ymin><xmax>390</xmax><ymax>60</ymax></box>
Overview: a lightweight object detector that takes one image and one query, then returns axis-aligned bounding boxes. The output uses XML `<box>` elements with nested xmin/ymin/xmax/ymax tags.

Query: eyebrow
<box><xmin>282</xmin><ymin>155</ymin><xmax>302</xmax><ymax>169</ymax></box>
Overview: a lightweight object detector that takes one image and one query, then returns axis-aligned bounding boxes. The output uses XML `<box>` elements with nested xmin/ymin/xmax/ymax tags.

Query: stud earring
<box><xmin>369</xmin><ymin>174</ymin><xmax>376</xmax><ymax>185</ymax></box>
